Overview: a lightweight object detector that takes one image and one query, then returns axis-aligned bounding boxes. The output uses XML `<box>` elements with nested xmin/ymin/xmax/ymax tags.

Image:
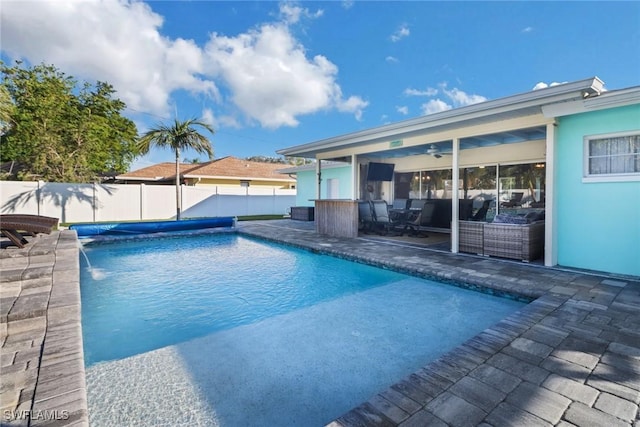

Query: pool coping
<box><xmin>1</xmin><ymin>223</ymin><xmax>639</xmax><ymax>426</ymax></box>
<box><xmin>1</xmin><ymin>230</ymin><xmax>87</xmax><ymax>427</ymax></box>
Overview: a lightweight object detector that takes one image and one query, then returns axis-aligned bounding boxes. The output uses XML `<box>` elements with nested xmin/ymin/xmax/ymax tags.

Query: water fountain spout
<box><xmin>77</xmin><ymin>240</ymin><xmax>106</xmax><ymax>280</ymax></box>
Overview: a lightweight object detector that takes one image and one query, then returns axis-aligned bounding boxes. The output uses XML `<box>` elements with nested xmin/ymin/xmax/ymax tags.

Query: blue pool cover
<box><xmin>70</xmin><ymin>217</ymin><xmax>235</xmax><ymax>237</ymax></box>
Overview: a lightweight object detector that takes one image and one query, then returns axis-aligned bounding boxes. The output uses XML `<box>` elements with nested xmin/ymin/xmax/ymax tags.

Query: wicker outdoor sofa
<box><xmin>459</xmin><ymin>215</ymin><xmax>545</xmax><ymax>262</ymax></box>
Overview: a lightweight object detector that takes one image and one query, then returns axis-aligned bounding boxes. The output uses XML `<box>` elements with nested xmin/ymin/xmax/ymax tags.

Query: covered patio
<box><xmin>278</xmin><ymin>78</ymin><xmax>607</xmax><ymax>267</ymax></box>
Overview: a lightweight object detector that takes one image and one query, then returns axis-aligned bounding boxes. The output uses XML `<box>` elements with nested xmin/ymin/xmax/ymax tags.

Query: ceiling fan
<box><xmin>426</xmin><ymin>144</ymin><xmax>451</xmax><ymax>159</ymax></box>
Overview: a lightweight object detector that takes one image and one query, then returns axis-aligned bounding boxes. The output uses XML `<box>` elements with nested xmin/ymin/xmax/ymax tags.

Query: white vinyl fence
<box><xmin>0</xmin><ymin>181</ymin><xmax>296</xmax><ymax>224</ymax></box>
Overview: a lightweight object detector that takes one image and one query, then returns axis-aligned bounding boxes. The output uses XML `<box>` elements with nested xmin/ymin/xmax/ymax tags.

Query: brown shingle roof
<box><xmin>116</xmin><ymin>162</ymin><xmax>200</xmax><ymax>181</ymax></box>
<box><xmin>117</xmin><ymin>157</ymin><xmax>294</xmax><ymax>182</ymax></box>
<box><xmin>185</xmin><ymin>157</ymin><xmax>294</xmax><ymax>182</ymax></box>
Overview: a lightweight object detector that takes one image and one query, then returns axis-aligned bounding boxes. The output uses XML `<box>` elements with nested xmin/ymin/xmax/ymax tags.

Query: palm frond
<box><xmin>137</xmin><ymin>118</ymin><xmax>215</xmax><ymax>158</ymax></box>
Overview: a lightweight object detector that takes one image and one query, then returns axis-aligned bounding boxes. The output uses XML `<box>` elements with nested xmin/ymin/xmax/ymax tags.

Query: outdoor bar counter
<box><xmin>314</xmin><ymin>199</ymin><xmax>359</xmax><ymax>238</ymax></box>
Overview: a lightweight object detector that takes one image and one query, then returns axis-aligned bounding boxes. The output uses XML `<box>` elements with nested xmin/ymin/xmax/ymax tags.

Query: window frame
<box><xmin>582</xmin><ymin>130</ymin><xmax>640</xmax><ymax>183</ymax></box>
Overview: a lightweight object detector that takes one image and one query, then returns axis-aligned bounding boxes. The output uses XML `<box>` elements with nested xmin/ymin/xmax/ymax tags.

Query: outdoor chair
<box><xmin>500</xmin><ymin>192</ymin><xmax>524</xmax><ymax>208</ymax></box>
<box><xmin>358</xmin><ymin>201</ymin><xmax>375</xmax><ymax>234</ymax></box>
<box><xmin>0</xmin><ymin>215</ymin><xmax>58</xmax><ymax>248</ymax></box>
<box><xmin>392</xmin><ymin>198</ymin><xmax>409</xmax><ymax>210</ymax></box>
<box><xmin>0</xmin><ymin>214</ymin><xmax>59</xmax><ymax>233</ymax></box>
<box><xmin>407</xmin><ymin>198</ymin><xmax>426</xmax><ymax>212</ymax></box>
<box><xmin>370</xmin><ymin>200</ymin><xmax>403</xmax><ymax>235</ymax></box>
<box><xmin>471</xmin><ymin>200</ymin><xmax>492</xmax><ymax>221</ymax></box>
<box><xmin>403</xmin><ymin>201</ymin><xmax>436</xmax><ymax>237</ymax></box>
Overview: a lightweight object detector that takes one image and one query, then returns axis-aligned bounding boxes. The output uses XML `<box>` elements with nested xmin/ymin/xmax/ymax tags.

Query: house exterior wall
<box><xmin>295</xmin><ymin>165</ymin><xmax>353</xmax><ymax>206</ymax></box>
<box><xmin>190</xmin><ymin>177</ymin><xmax>294</xmax><ymax>189</ymax></box>
<box><xmin>555</xmin><ymin>104</ymin><xmax>640</xmax><ymax>277</ymax></box>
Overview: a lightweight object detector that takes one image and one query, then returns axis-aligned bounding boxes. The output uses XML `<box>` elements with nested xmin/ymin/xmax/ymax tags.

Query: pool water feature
<box><xmin>81</xmin><ymin>233</ymin><xmax>526</xmax><ymax>426</ymax></box>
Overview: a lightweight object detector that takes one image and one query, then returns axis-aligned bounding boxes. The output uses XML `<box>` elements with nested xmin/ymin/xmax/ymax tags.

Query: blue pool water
<box><xmin>82</xmin><ymin>232</ymin><xmax>527</xmax><ymax>426</ymax></box>
<box><xmin>81</xmin><ymin>233</ymin><xmax>412</xmax><ymax>365</ymax></box>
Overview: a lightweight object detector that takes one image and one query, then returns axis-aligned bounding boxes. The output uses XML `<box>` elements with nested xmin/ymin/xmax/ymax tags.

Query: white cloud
<box><xmin>0</xmin><ymin>0</ymin><xmax>364</xmax><ymax>129</ymax></box>
<box><xmin>441</xmin><ymin>86</ymin><xmax>487</xmax><ymax>106</ymax></box>
<box><xmin>279</xmin><ymin>2</ymin><xmax>324</xmax><ymax>25</ymax></box>
<box><xmin>532</xmin><ymin>81</ymin><xmax>566</xmax><ymax>90</ymax></box>
<box><xmin>421</xmin><ymin>99</ymin><xmax>452</xmax><ymax>115</ymax></box>
<box><xmin>404</xmin><ymin>87</ymin><xmax>438</xmax><ymax>97</ymax></box>
<box><xmin>341</xmin><ymin>0</ymin><xmax>355</xmax><ymax>10</ymax></box>
<box><xmin>414</xmin><ymin>83</ymin><xmax>487</xmax><ymax>115</ymax></box>
<box><xmin>386</xmin><ymin>56</ymin><xmax>399</xmax><ymax>63</ymax></box>
<box><xmin>390</xmin><ymin>24</ymin><xmax>410</xmax><ymax>42</ymax></box>
<box><xmin>336</xmin><ymin>94</ymin><xmax>369</xmax><ymax>121</ymax></box>
<box><xmin>204</xmin><ymin>22</ymin><xmax>367</xmax><ymax>128</ymax></box>
<box><xmin>0</xmin><ymin>0</ymin><xmax>217</xmax><ymax>118</ymax></box>
<box><xmin>522</xmin><ymin>26</ymin><xmax>533</xmax><ymax>33</ymax></box>
<box><xmin>396</xmin><ymin>106</ymin><xmax>409</xmax><ymax>115</ymax></box>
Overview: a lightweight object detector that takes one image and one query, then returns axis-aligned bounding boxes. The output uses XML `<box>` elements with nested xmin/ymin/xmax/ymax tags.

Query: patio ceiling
<box><xmin>364</xmin><ymin>125</ymin><xmax>547</xmax><ymax>159</ymax></box>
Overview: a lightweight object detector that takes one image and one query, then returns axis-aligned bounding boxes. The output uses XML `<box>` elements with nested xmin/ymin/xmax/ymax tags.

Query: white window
<box><xmin>583</xmin><ymin>131</ymin><xmax>640</xmax><ymax>182</ymax></box>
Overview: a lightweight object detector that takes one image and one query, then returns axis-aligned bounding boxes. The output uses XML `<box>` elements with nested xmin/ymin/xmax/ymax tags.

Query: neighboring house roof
<box><xmin>116</xmin><ymin>162</ymin><xmax>199</xmax><ymax>182</ymax></box>
<box><xmin>117</xmin><ymin>157</ymin><xmax>295</xmax><ymax>183</ymax></box>
<box><xmin>277</xmin><ymin>77</ymin><xmax>607</xmax><ymax>158</ymax></box>
<box><xmin>184</xmin><ymin>157</ymin><xmax>295</xmax><ymax>182</ymax></box>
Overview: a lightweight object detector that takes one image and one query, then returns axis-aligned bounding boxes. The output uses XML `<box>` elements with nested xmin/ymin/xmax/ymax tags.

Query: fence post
<box><xmin>215</xmin><ymin>186</ymin><xmax>220</xmax><ymax>217</ymax></box>
<box><xmin>140</xmin><ymin>184</ymin><xmax>145</xmax><ymax>220</ymax></box>
<box><xmin>37</xmin><ymin>180</ymin><xmax>43</xmax><ymax>216</ymax></box>
<box><xmin>180</xmin><ymin>184</ymin><xmax>184</xmax><ymax>220</ymax></box>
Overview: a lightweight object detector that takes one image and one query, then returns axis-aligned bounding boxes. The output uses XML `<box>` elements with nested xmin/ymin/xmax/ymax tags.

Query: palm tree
<box><xmin>138</xmin><ymin>118</ymin><xmax>214</xmax><ymax>220</ymax></box>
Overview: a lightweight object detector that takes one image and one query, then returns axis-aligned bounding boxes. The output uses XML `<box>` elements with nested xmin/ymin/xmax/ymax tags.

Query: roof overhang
<box><xmin>114</xmin><ymin>175</ymin><xmax>169</xmax><ymax>182</ymax></box>
<box><xmin>183</xmin><ymin>174</ymin><xmax>295</xmax><ymax>182</ymax></box>
<box><xmin>277</xmin><ymin>77</ymin><xmax>605</xmax><ymax>159</ymax></box>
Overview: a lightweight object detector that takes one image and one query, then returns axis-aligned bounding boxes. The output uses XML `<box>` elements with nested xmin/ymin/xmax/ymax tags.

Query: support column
<box><xmin>140</xmin><ymin>184</ymin><xmax>146</xmax><ymax>220</ymax></box>
<box><xmin>544</xmin><ymin>122</ymin><xmax>557</xmax><ymax>267</ymax></box>
<box><xmin>451</xmin><ymin>138</ymin><xmax>460</xmax><ymax>253</ymax></box>
<box><xmin>316</xmin><ymin>160</ymin><xmax>322</xmax><ymax>200</ymax></box>
<box><xmin>351</xmin><ymin>154</ymin><xmax>358</xmax><ymax>200</ymax></box>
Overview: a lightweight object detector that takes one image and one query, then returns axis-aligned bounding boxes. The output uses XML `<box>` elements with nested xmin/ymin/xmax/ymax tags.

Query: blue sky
<box><xmin>2</xmin><ymin>1</ymin><xmax>639</xmax><ymax>170</ymax></box>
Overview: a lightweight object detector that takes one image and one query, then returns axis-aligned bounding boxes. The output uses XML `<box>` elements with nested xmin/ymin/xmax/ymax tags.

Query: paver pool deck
<box><xmin>1</xmin><ymin>221</ymin><xmax>639</xmax><ymax>426</ymax></box>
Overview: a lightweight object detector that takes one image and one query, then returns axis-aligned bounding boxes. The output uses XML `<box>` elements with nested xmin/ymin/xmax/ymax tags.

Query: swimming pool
<box><xmin>81</xmin><ymin>233</ymin><xmax>526</xmax><ymax>426</ymax></box>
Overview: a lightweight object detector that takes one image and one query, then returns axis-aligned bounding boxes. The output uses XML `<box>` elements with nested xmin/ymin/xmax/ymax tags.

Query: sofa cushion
<box><xmin>525</xmin><ymin>210</ymin><xmax>545</xmax><ymax>222</ymax></box>
<box><xmin>492</xmin><ymin>213</ymin><xmax>530</xmax><ymax>224</ymax></box>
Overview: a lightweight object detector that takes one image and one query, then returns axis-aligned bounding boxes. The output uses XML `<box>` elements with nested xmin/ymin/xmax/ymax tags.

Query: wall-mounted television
<box><xmin>367</xmin><ymin>162</ymin><xmax>395</xmax><ymax>181</ymax></box>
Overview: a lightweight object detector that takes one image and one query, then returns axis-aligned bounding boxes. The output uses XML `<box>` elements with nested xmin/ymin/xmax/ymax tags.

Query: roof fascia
<box><xmin>183</xmin><ymin>174</ymin><xmax>295</xmax><ymax>182</ymax></box>
<box><xmin>113</xmin><ymin>175</ymin><xmax>167</xmax><ymax>181</ymax></box>
<box><xmin>542</xmin><ymin>86</ymin><xmax>640</xmax><ymax>118</ymax></box>
<box><xmin>277</xmin><ymin>77</ymin><xmax>604</xmax><ymax>157</ymax></box>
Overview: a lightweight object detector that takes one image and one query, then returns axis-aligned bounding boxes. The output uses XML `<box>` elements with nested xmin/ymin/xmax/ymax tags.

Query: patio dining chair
<box><xmin>501</xmin><ymin>192</ymin><xmax>524</xmax><ymax>208</ymax></box>
<box><xmin>370</xmin><ymin>200</ymin><xmax>403</xmax><ymax>235</ymax></box>
<box><xmin>358</xmin><ymin>201</ymin><xmax>375</xmax><ymax>234</ymax></box>
<box><xmin>403</xmin><ymin>201</ymin><xmax>436</xmax><ymax>237</ymax></box>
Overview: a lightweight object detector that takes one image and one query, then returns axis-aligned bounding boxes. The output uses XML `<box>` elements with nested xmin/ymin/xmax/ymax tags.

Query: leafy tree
<box><xmin>183</xmin><ymin>157</ymin><xmax>202</xmax><ymax>164</ymax></box>
<box><xmin>138</xmin><ymin>118</ymin><xmax>214</xmax><ymax>220</ymax></box>
<box><xmin>0</xmin><ymin>85</ymin><xmax>15</xmax><ymax>136</ymax></box>
<box><xmin>0</xmin><ymin>61</ymin><xmax>139</xmax><ymax>182</ymax></box>
<box><xmin>285</xmin><ymin>156</ymin><xmax>314</xmax><ymax>166</ymax></box>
